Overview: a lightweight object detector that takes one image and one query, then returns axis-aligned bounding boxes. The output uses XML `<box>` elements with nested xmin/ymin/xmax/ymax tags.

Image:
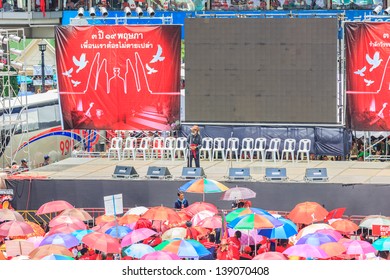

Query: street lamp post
<box><xmin>38</xmin><ymin>40</ymin><xmax>47</xmax><ymax>93</ymax></box>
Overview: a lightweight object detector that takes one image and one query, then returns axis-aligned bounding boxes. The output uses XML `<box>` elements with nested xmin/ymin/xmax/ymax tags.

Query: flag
<box><xmin>325</xmin><ymin>207</ymin><xmax>346</xmax><ymax>222</ymax></box>
<box><xmin>41</xmin><ymin>0</ymin><xmax>46</xmax><ymax>17</ymax></box>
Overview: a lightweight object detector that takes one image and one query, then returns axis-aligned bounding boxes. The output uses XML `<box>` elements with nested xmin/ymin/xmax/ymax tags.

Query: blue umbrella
<box><xmin>71</xmin><ymin>229</ymin><xmax>94</xmax><ymax>242</ymax></box>
<box><xmin>123</xmin><ymin>243</ymin><xmax>155</xmax><ymax>259</ymax></box>
<box><xmin>105</xmin><ymin>225</ymin><xmax>132</xmax><ymax>239</ymax></box>
<box><xmin>258</xmin><ymin>218</ymin><xmax>298</xmax><ymax>239</ymax></box>
<box><xmin>373</xmin><ymin>237</ymin><xmax>390</xmax><ymax>251</ymax></box>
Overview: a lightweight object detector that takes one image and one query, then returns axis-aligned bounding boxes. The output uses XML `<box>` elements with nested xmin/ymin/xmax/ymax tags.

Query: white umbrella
<box><xmin>220</xmin><ymin>186</ymin><xmax>256</xmax><ymax>201</ymax></box>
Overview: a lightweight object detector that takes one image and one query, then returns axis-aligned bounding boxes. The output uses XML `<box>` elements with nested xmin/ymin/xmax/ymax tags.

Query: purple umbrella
<box><xmin>283</xmin><ymin>244</ymin><xmax>328</xmax><ymax>259</ymax></box>
<box><xmin>121</xmin><ymin>228</ymin><xmax>157</xmax><ymax>247</ymax></box>
<box><xmin>296</xmin><ymin>232</ymin><xmax>337</xmax><ymax>246</ymax></box>
<box><xmin>39</xmin><ymin>233</ymin><xmax>80</xmax><ymax>249</ymax></box>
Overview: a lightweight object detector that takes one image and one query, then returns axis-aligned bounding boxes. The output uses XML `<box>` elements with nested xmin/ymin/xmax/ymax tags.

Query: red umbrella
<box><xmin>185</xmin><ymin>202</ymin><xmax>218</xmax><ymax>217</ymax></box>
<box><xmin>141</xmin><ymin>206</ymin><xmax>182</xmax><ymax>224</ymax></box>
<box><xmin>252</xmin><ymin>252</ymin><xmax>288</xmax><ymax>260</ymax></box>
<box><xmin>49</xmin><ymin>215</ymin><xmax>86</xmax><ymax>228</ymax></box>
<box><xmin>287</xmin><ymin>201</ymin><xmax>328</xmax><ymax>225</ymax></box>
<box><xmin>82</xmin><ymin>231</ymin><xmax>121</xmax><ymax>254</ymax></box>
<box><xmin>197</xmin><ymin>215</ymin><xmax>222</xmax><ymax>229</ymax></box>
<box><xmin>36</xmin><ymin>200</ymin><xmax>74</xmax><ymax>215</ymax></box>
<box><xmin>91</xmin><ymin>221</ymin><xmax>117</xmax><ymax>233</ymax></box>
<box><xmin>0</xmin><ymin>220</ymin><xmax>34</xmax><ymax>237</ymax></box>
<box><xmin>47</xmin><ymin>222</ymin><xmax>87</xmax><ymax>235</ymax></box>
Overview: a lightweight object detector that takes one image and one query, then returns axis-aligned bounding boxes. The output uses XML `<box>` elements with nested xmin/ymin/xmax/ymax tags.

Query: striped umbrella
<box><xmin>179</xmin><ymin>179</ymin><xmax>229</xmax><ymax>201</ymax></box>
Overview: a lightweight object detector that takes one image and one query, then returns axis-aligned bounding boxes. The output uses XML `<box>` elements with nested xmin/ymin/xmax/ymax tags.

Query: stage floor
<box><xmin>25</xmin><ymin>156</ymin><xmax>390</xmax><ymax>185</ymax></box>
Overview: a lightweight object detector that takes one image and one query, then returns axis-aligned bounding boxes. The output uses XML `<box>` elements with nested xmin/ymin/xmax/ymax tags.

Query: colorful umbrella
<box><xmin>185</xmin><ymin>202</ymin><xmax>219</xmax><ymax>217</ymax></box>
<box><xmin>49</xmin><ymin>215</ymin><xmax>86</xmax><ymax>228</ymax></box>
<box><xmin>0</xmin><ymin>220</ymin><xmax>34</xmax><ymax>237</ymax></box>
<box><xmin>59</xmin><ymin>208</ymin><xmax>93</xmax><ymax>221</ymax></box>
<box><xmin>372</xmin><ymin>237</ymin><xmax>390</xmax><ymax>251</ymax></box>
<box><xmin>121</xmin><ymin>228</ymin><xmax>157</xmax><ymax>247</ymax></box>
<box><xmin>105</xmin><ymin>225</ymin><xmax>132</xmax><ymax>239</ymax></box>
<box><xmin>283</xmin><ymin>244</ymin><xmax>328</xmax><ymax>259</ymax></box>
<box><xmin>41</xmin><ymin>254</ymin><xmax>75</xmax><ymax>260</ymax></box>
<box><xmin>287</xmin><ymin>201</ymin><xmax>328</xmax><ymax>225</ymax></box>
<box><xmin>319</xmin><ymin>242</ymin><xmax>346</xmax><ymax>257</ymax></box>
<box><xmin>296</xmin><ymin>232</ymin><xmax>337</xmax><ymax>246</ymax></box>
<box><xmin>228</xmin><ymin>214</ymin><xmax>276</xmax><ymax>230</ymax></box>
<box><xmin>225</xmin><ymin>207</ymin><xmax>280</xmax><ymax>226</ymax></box>
<box><xmin>179</xmin><ymin>179</ymin><xmax>229</xmax><ymax>201</ymax></box>
<box><xmin>29</xmin><ymin>244</ymin><xmax>73</xmax><ymax>259</ymax></box>
<box><xmin>359</xmin><ymin>215</ymin><xmax>390</xmax><ymax>229</ymax></box>
<box><xmin>39</xmin><ymin>233</ymin><xmax>80</xmax><ymax>249</ymax></box>
<box><xmin>123</xmin><ymin>243</ymin><xmax>155</xmax><ymax>259</ymax></box>
<box><xmin>220</xmin><ymin>186</ymin><xmax>256</xmax><ymax>201</ymax></box>
<box><xmin>155</xmin><ymin>238</ymin><xmax>210</xmax><ymax>259</ymax></box>
<box><xmin>228</xmin><ymin>228</ymin><xmax>264</xmax><ymax>245</ymax></box>
<box><xmin>82</xmin><ymin>232</ymin><xmax>121</xmax><ymax>254</ymax></box>
<box><xmin>71</xmin><ymin>229</ymin><xmax>94</xmax><ymax>242</ymax></box>
<box><xmin>258</xmin><ymin>218</ymin><xmax>298</xmax><ymax>239</ymax></box>
<box><xmin>330</xmin><ymin>219</ymin><xmax>359</xmax><ymax>234</ymax></box>
<box><xmin>140</xmin><ymin>251</ymin><xmax>181</xmax><ymax>260</ymax></box>
<box><xmin>252</xmin><ymin>252</ymin><xmax>288</xmax><ymax>260</ymax></box>
<box><xmin>36</xmin><ymin>200</ymin><xmax>74</xmax><ymax>215</ymax></box>
<box><xmin>141</xmin><ymin>206</ymin><xmax>182</xmax><ymax>224</ymax></box>
<box><xmin>0</xmin><ymin>209</ymin><xmax>24</xmax><ymax>222</ymax></box>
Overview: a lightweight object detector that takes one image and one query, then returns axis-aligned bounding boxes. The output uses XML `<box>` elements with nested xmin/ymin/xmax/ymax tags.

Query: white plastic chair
<box><xmin>108</xmin><ymin>137</ymin><xmax>123</xmax><ymax>160</ymax></box>
<box><xmin>162</xmin><ymin>137</ymin><xmax>176</xmax><ymax>160</ymax></box>
<box><xmin>225</xmin><ymin>137</ymin><xmax>240</xmax><ymax>161</ymax></box>
<box><xmin>137</xmin><ymin>137</ymin><xmax>151</xmax><ymax>160</ymax></box>
<box><xmin>200</xmin><ymin>137</ymin><xmax>213</xmax><ymax>161</ymax></box>
<box><xmin>281</xmin><ymin>138</ymin><xmax>296</xmax><ymax>163</ymax></box>
<box><xmin>240</xmin><ymin>138</ymin><xmax>254</xmax><ymax>161</ymax></box>
<box><xmin>297</xmin><ymin>139</ymin><xmax>312</xmax><ymax>162</ymax></box>
<box><xmin>212</xmin><ymin>137</ymin><xmax>226</xmax><ymax>161</ymax></box>
<box><xmin>265</xmin><ymin>138</ymin><xmax>281</xmax><ymax>162</ymax></box>
<box><xmin>122</xmin><ymin>137</ymin><xmax>137</xmax><ymax>160</ymax></box>
<box><xmin>174</xmin><ymin>137</ymin><xmax>188</xmax><ymax>160</ymax></box>
<box><xmin>253</xmin><ymin>137</ymin><xmax>267</xmax><ymax>162</ymax></box>
<box><xmin>150</xmin><ymin>137</ymin><xmax>165</xmax><ymax>159</ymax></box>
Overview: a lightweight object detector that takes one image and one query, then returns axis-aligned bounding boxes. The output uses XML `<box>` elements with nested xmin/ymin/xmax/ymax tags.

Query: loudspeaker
<box><xmin>112</xmin><ymin>166</ymin><xmax>139</xmax><ymax>179</ymax></box>
<box><xmin>228</xmin><ymin>168</ymin><xmax>251</xmax><ymax>181</ymax></box>
<box><xmin>304</xmin><ymin>168</ymin><xmax>328</xmax><ymax>182</ymax></box>
<box><xmin>181</xmin><ymin>167</ymin><xmax>206</xmax><ymax>179</ymax></box>
<box><xmin>264</xmin><ymin>167</ymin><xmax>288</xmax><ymax>182</ymax></box>
<box><xmin>146</xmin><ymin>166</ymin><xmax>172</xmax><ymax>179</ymax></box>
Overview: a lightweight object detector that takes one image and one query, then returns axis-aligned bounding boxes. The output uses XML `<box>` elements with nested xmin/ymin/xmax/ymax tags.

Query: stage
<box><xmin>5</xmin><ymin>157</ymin><xmax>390</xmax><ymax>216</ymax></box>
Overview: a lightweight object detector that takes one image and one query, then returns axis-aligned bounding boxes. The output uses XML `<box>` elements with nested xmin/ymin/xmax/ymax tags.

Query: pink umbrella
<box><xmin>49</xmin><ymin>216</ymin><xmax>86</xmax><ymax>228</ymax></box>
<box><xmin>121</xmin><ymin>228</ymin><xmax>157</xmax><ymax>247</ymax></box>
<box><xmin>36</xmin><ymin>200</ymin><xmax>74</xmax><ymax>215</ymax></box>
<box><xmin>140</xmin><ymin>251</ymin><xmax>181</xmax><ymax>260</ymax></box>
<box><xmin>27</xmin><ymin>236</ymin><xmax>45</xmax><ymax>248</ymax></box>
<box><xmin>47</xmin><ymin>223</ymin><xmax>87</xmax><ymax>235</ymax></box>
<box><xmin>342</xmin><ymin>240</ymin><xmax>376</xmax><ymax>256</ymax></box>
<box><xmin>283</xmin><ymin>244</ymin><xmax>328</xmax><ymax>259</ymax></box>
<box><xmin>191</xmin><ymin>210</ymin><xmax>215</xmax><ymax>226</ymax></box>
<box><xmin>91</xmin><ymin>221</ymin><xmax>117</xmax><ymax>233</ymax></box>
<box><xmin>82</xmin><ymin>232</ymin><xmax>121</xmax><ymax>254</ymax></box>
<box><xmin>197</xmin><ymin>215</ymin><xmax>222</xmax><ymax>229</ymax></box>
<box><xmin>0</xmin><ymin>220</ymin><xmax>34</xmax><ymax>237</ymax></box>
<box><xmin>253</xmin><ymin>252</ymin><xmax>288</xmax><ymax>260</ymax></box>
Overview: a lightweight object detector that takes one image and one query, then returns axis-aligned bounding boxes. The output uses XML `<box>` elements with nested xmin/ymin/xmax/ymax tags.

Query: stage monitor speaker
<box><xmin>181</xmin><ymin>167</ymin><xmax>206</xmax><ymax>179</ymax></box>
<box><xmin>228</xmin><ymin>167</ymin><xmax>251</xmax><ymax>181</ymax></box>
<box><xmin>146</xmin><ymin>166</ymin><xmax>172</xmax><ymax>179</ymax></box>
<box><xmin>264</xmin><ymin>167</ymin><xmax>288</xmax><ymax>182</ymax></box>
<box><xmin>304</xmin><ymin>168</ymin><xmax>328</xmax><ymax>182</ymax></box>
<box><xmin>112</xmin><ymin>166</ymin><xmax>139</xmax><ymax>179</ymax></box>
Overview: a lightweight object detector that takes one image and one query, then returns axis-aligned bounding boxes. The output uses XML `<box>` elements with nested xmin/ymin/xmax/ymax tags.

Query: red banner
<box><xmin>345</xmin><ymin>22</ymin><xmax>390</xmax><ymax>131</ymax></box>
<box><xmin>372</xmin><ymin>225</ymin><xmax>390</xmax><ymax>236</ymax></box>
<box><xmin>55</xmin><ymin>25</ymin><xmax>181</xmax><ymax>130</ymax></box>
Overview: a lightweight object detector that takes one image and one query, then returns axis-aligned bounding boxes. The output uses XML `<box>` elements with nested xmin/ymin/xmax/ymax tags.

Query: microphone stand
<box><xmin>230</xmin><ymin>131</ymin><xmax>234</xmax><ymax>169</ymax></box>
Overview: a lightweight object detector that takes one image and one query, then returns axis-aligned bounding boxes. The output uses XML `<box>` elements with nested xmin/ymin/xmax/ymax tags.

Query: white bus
<box><xmin>0</xmin><ymin>90</ymin><xmax>101</xmax><ymax>169</ymax></box>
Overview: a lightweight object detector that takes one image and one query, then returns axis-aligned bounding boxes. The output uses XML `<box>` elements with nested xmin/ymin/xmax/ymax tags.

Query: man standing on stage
<box><xmin>187</xmin><ymin>125</ymin><xmax>202</xmax><ymax>168</ymax></box>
